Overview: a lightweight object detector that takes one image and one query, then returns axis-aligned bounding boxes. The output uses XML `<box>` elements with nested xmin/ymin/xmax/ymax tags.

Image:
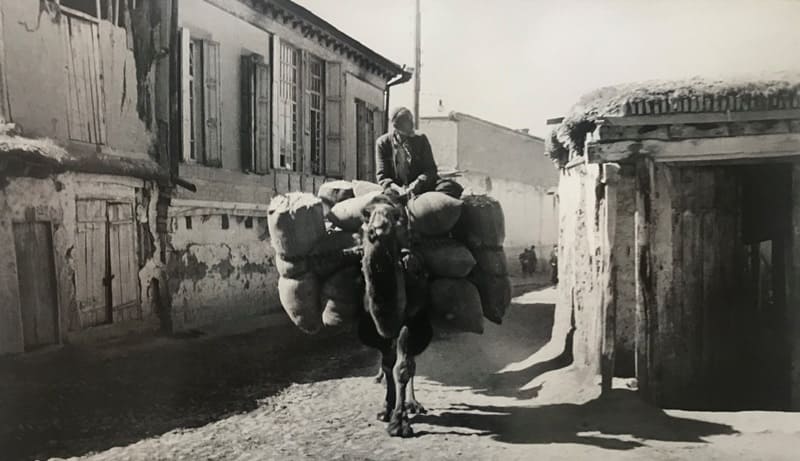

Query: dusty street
<box><xmin>2</xmin><ymin>286</ymin><xmax>800</xmax><ymax>461</ymax></box>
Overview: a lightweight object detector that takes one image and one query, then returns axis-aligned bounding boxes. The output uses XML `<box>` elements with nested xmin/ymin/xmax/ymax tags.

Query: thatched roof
<box><xmin>546</xmin><ymin>75</ymin><xmax>800</xmax><ymax>166</ymax></box>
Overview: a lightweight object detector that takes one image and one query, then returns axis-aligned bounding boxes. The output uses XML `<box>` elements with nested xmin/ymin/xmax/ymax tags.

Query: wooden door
<box><xmin>63</xmin><ymin>12</ymin><xmax>107</xmax><ymax>144</ymax></box>
<box><xmin>107</xmin><ymin>202</ymin><xmax>140</xmax><ymax>321</ymax></box>
<box><xmin>13</xmin><ymin>222</ymin><xmax>59</xmax><ymax>350</ymax></box>
<box><xmin>76</xmin><ymin>199</ymin><xmax>110</xmax><ymax>326</ymax></box>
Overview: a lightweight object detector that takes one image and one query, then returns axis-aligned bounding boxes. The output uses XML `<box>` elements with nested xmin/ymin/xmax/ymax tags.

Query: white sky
<box><xmin>295</xmin><ymin>0</ymin><xmax>800</xmax><ymax>137</ymax></box>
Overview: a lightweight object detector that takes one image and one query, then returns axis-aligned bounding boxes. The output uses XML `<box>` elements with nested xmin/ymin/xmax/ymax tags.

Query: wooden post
<box><xmin>601</xmin><ymin>164</ymin><xmax>619</xmax><ymax>393</ymax></box>
<box><xmin>634</xmin><ymin>157</ymin><xmax>655</xmax><ymax>400</ymax></box>
<box><xmin>413</xmin><ymin>0</ymin><xmax>421</xmax><ymax>128</ymax></box>
<box><xmin>0</xmin><ymin>5</ymin><xmax>10</xmax><ymax>123</ymax></box>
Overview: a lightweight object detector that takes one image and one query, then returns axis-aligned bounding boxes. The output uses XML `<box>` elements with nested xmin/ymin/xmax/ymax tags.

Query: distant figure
<box><xmin>518</xmin><ymin>245</ymin><xmax>537</xmax><ymax>276</ymax></box>
<box><xmin>375</xmin><ymin>107</ymin><xmax>462</xmax><ymax>199</ymax></box>
<box><xmin>549</xmin><ymin>244</ymin><xmax>558</xmax><ymax>285</ymax></box>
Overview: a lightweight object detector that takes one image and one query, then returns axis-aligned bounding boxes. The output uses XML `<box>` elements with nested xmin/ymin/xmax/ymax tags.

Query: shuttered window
<box><xmin>241</xmin><ymin>53</ymin><xmax>271</xmax><ymax>174</ymax></box>
<box><xmin>324</xmin><ymin>62</ymin><xmax>343</xmax><ymax>177</ymax></box>
<box><xmin>180</xmin><ymin>28</ymin><xmax>222</xmax><ymax>167</ymax></box>
<box><xmin>276</xmin><ymin>41</ymin><xmax>300</xmax><ymax>171</ymax></box>
<box><xmin>306</xmin><ymin>55</ymin><xmax>325</xmax><ymax>175</ymax></box>
<box><xmin>356</xmin><ymin>100</ymin><xmax>383</xmax><ymax>181</ymax></box>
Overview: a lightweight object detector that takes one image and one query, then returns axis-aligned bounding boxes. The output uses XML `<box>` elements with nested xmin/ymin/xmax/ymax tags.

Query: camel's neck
<box><xmin>362</xmin><ymin>235</ymin><xmax>406</xmax><ymax>338</ymax></box>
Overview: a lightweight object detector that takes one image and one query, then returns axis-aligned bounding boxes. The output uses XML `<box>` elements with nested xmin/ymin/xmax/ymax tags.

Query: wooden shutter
<box><xmin>254</xmin><ymin>58</ymin><xmax>271</xmax><ymax>174</ymax></box>
<box><xmin>179</xmin><ymin>28</ymin><xmax>191</xmax><ymax>162</ymax></box>
<box><xmin>297</xmin><ymin>50</ymin><xmax>311</xmax><ymax>173</ymax></box>
<box><xmin>108</xmin><ymin>203</ymin><xmax>139</xmax><ymax>319</ymax></box>
<box><xmin>325</xmin><ymin>62</ymin><xmax>343</xmax><ymax>177</ymax></box>
<box><xmin>372</xmin><ymin>108</ymin><xmax>384</xmax><ymax>180</ymax></box>
<box><xmin>240</xmin><ymin>54</ymin><xmax>255</xmax><ymax>172</ymax></box>
<box><xmin>203</xmin><ymin>40</ymin><xmax>222</xmax><ymax>167</ymax></box>
<box><xmin>271</xmin><ymin>35</ymin><xmax>282</xmax><ymax>169</ymax></box>
<box><xmin>76</xmin><ymin>200</ymin><xmax>110</xmax><ymax>327</ymax></box>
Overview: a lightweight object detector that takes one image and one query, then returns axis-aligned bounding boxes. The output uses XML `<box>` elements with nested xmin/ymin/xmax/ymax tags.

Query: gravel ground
<box><xmin>3</xmin><ymin>287</ymin><xmax>800</xmax><ymax>461</ymax></box>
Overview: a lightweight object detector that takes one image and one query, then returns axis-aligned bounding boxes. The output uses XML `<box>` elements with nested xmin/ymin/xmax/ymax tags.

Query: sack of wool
<box><xmin>275</xmin><ymin>254</ymin><xmax>308</xmax><ymax>278</ymax></box>
<box><xmin>418</xmin><ymin>239</ymin><xmax>476</xmax><ymax>278</ymax></box>
<box><xmin>309</xmin><ymin>230</ymin><xmax>361</xmax><ymax>278</ymax></box>
<box><xmin>268</xmin><ymin>193</ymin><xmax>326</xmax><ymax>259</ymax></box>
<box><xmin>317</xmin><ymin>180</ymin><xmax>355</xmax><ymax>209</ymax></box>
<box><xmin>452</xmin><ymin>195</ymin><xmax>505</xmax><ymax>248</ymax></box>
<box><xmin>406</xmin><ymin>191</ymin><xmax>463</xmax><ymax>236</ymax></box>
<box><xmin>352</xmin><ymin>180</ymin><xmax>383</xmax><ymax>197</ymax></box>
<box><xmin>328</xmin><ymin>191</ymin><xmax>381</xmax><ymax>231</ymax></box>
<box><xmin>320</xmin><ymin>266</ymin><xmax>363</xmax><ymax>327</ymax></box>
<box><xmin>472</xmin><ymin>247</ymin><xmax>509</xmax><ymax>276</ymax></box>
<box><xmin>429</xmin><ymin>278</ymin><xmax>484</xmax><ymax>334</ymax></box>
<box><xmin>278</xmin><ymin>273</ymin><xmax>323</xmax><ymax>334</ymax></box>
<box><xmin>469</xmin><ymin>268</ymin><xmax>512</xmax><ymax>324</ymax></box>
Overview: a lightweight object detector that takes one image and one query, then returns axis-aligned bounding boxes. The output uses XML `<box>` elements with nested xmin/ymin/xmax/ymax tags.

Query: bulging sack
<box><xmin>472</xmin><ymin>248</ymin><xmax>509</xmax><ymax>276</ymax></box>
<box><xmin>352</xmin><ymin>180</ymin><xmax>383</xmax><ymax>197</ymax></box>
<box><xmin>268</xmin><ymin>193</ymin><xmax>326</xmax><ymax>259</ymax></box>
<box><xmin>278</xmin><ymin>273</ymin><xmax>323</xmax><ymax>334</ymax></box>
<box><xmin>429</xmin><ymin>278</ymin><xmax>484</xmax><ymax>334</ymax></box>
<box><xmin>418</xmin><ymin>239</ymin><xmax>476</xmax><ymax>278</ymax></box>
<box><xmin>320</xmin><ymin>266</ymin><xmax>363</xmax><ymax>327</ymax></box>
<box><xmin>317</xmin><ymin>180</ymin><xmax>355</xmax><ymax>208</ymax></box>
<box><xmin>309</xmin><ymin>230</ymin><xmax>361</xmax><ymax>278</ymax></box>
<box><xmin>407</xmin><ymin>192</ymin><xmax>463</xmax><ymax>236</ymax></box>
<box><xmin>452</xmin><ymin>195</ymin><xmax>505</xmax><ymax>248</ymax></box>
<box><xmin>470</xmin><ymin>268</ymin><xmax>512</xmax><ymax>324</ymax></box>
<box><xmin>328</xmin><ymin>191</ymin><xmax>381</xmax><ymax>231</ymax></box>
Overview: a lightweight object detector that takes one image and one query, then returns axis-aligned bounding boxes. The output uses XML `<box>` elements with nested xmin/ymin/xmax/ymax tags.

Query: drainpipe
<box><xmin>383</xmin><ymin>66</ymin><xmax>413</xmax><ymax>132</ymax></box>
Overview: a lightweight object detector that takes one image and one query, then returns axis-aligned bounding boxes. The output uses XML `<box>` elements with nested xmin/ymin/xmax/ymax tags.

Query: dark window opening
<box><xmin>185</xmin><ymin>217</ymin><xmax>193</xmax><ymax>230</ymax></box>
<box><xmin>221</xmin><ymin>214</ymin><xmax>229</xmax><ymax>230</ymax></box>
<box><xmin>61</xmin><ymin>0</ymin><xmax>98</xmax><ymax>17</ymax></box>
<box><xmin>244</xmin><ymin>217</ymin><xmax>253</xmax><ymax>229</ymax></box>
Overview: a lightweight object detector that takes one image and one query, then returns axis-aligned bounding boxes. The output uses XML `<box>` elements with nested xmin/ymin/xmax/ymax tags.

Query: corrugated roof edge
<box><xmin>545</xmin><ymin>74</ymin><xmax>800</xmax><ymax>167</ymax></box>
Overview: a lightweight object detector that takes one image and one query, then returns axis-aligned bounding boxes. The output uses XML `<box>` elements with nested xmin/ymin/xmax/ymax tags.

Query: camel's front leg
<box><xmin>377</xmin><ymin>350</ymin><xmax>396</xmax><ymax>422</ymax></box>
<box><xmin>387</xmin><ymin>326</ymin><xmax>414</xmax><ymax>437</ymax></box>
<box><xmin>404</xmin><ymin>373</ymin><xmax>427</xmax><ymax>414</ymax></box>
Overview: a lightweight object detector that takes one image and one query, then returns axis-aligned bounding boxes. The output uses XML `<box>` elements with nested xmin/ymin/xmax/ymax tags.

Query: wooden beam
<box><xmin>600</xmin><ymin>164</ymin><xmax>620</xmax><ymax>394</ymax></box>
<box><xmin>634</xmin><ymin>157</ymin><xmax>655</xmax><ymax>401</ymax></box>
<box><xmin>599</xmin><ymin>109</ymin><xmax>800</xmax><ymax>127</ymax></box>
<box><xmin>587</xmin><ymin>133</ymin><xmax>800</xmax><ymax>164</ymax></box>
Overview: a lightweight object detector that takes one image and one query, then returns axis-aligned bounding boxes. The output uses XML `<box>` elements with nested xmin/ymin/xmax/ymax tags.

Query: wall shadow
<box><xmin>415</xmin><ymin>389</ymin><xmax>738</xmax><ymax>450</ymax></box>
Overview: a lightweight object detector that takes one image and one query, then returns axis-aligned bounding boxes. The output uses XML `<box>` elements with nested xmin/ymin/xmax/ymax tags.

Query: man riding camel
<box><xmin>375</xmin><ymin>107</ymin><xmax>462</xmax><ymax>199</ymax></box>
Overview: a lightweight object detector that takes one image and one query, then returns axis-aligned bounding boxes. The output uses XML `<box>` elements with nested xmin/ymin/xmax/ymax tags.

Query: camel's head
<box><xmin>362</xmin><ymin>195</ymin><xmax>403</xmax><ymax>243</ymax></box>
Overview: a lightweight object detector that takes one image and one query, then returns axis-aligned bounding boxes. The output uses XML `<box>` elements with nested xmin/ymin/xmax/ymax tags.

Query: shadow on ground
<box><xmin>0</xmin><ymin>322</ymin><xmax>376</xmax><ymax>461</ymax></box>
<box><xmin>419</xmin><ymin>287</ymin><xmax>565</xmax><ymax>400</ymax></box>
<box><xmin>414</xmin><ymin>389</ymin><xmax>738</xmax><ymax>450</ymax></box>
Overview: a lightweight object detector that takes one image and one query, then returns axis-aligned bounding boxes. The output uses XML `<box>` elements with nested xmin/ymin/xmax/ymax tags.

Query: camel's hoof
<box><xmin>387</xmin><ymin>415</ymin><xmax>414</xmax><ymax>438</ymax></box>
<box><xmin>374</xmin><ymin>371</ymin><xmax>384</xmax><ymax>384</ymax></box>
<box><xmin>377</xmin><ymin>409</ymin><xmax>392</xmax><ymax>422</ymax></box>
<box><xmin>404</xmin><ymin>400</ymin><xmax>427</xmax><ymax>415</ymax></box>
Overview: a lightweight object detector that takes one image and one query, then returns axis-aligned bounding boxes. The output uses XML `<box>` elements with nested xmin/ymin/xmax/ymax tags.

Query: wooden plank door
<box><xmin>13</xmin><ymin>222</ymin><xmax>59</xmax><ymax>350</ymax></box>
<box><xmin>76</xmin><ymin>199</ymin><xmax>110</xmax><ymax>327</ymax></box>
<box><xmin>63</xmin><ymin>13</ymin><xmax>107</xmax><ymax>144</ymax></box>
<box><xmin>108</xmin><ymin>202</ymin><xmax>140</xmax><ymax>321</ymax></box>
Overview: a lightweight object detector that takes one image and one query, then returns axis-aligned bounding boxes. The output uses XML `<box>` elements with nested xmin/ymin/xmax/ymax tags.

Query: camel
<box><xmin>357</xmin><ymin>194</ymin><xmax>432</xmax><ymax>437</ymax></box>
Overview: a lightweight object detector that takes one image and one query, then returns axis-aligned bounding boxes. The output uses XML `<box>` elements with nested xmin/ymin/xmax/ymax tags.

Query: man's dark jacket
<box><xmin>375</xmin><ymin>132</ymin><xmax>439</xmax><ymax>190</ymax></box>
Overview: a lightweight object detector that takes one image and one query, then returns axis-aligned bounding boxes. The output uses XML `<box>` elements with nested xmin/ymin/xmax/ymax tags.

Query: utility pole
<box><xmin>414</xmin><ymin>0</ymin><xmax>421</xmax><ymax>128</ymax></box>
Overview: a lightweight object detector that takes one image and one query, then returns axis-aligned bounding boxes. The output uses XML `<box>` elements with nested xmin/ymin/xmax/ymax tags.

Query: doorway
<box><xmin>75</xmin><ymin>199</ymin><xmax>140</xmax><ymax>328</ymax></box>
<box><xmin>13</xmin><ymin>222</ymin><xmax>59</xmax><ymax>350</ymax></box>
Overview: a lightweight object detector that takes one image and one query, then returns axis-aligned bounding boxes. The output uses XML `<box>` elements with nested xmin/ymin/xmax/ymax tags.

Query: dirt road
<box><xmin>3</xmin><ymin>287</ymin><xmax>800</xmax><ymax>460</ymax></box>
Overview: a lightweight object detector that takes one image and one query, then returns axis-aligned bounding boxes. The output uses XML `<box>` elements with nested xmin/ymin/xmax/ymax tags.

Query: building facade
<box><xmin>548</xmin><ymin>78</ymin><xmax>800</xmax><ymax>411</ymax></box>
<box><xmin>0</xmin><ymin>0</ymin><xmax>408</xmax><ymax>354</ymax></box>
<box><xmin>421</xmin><ymin>112</ymin><xmax>559</xmax><ymax>254</ymax></box>
<box><xmin>0</xmin><ymin>0</ymin><xmax>172</xmax><ymax>355</ymax></box>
